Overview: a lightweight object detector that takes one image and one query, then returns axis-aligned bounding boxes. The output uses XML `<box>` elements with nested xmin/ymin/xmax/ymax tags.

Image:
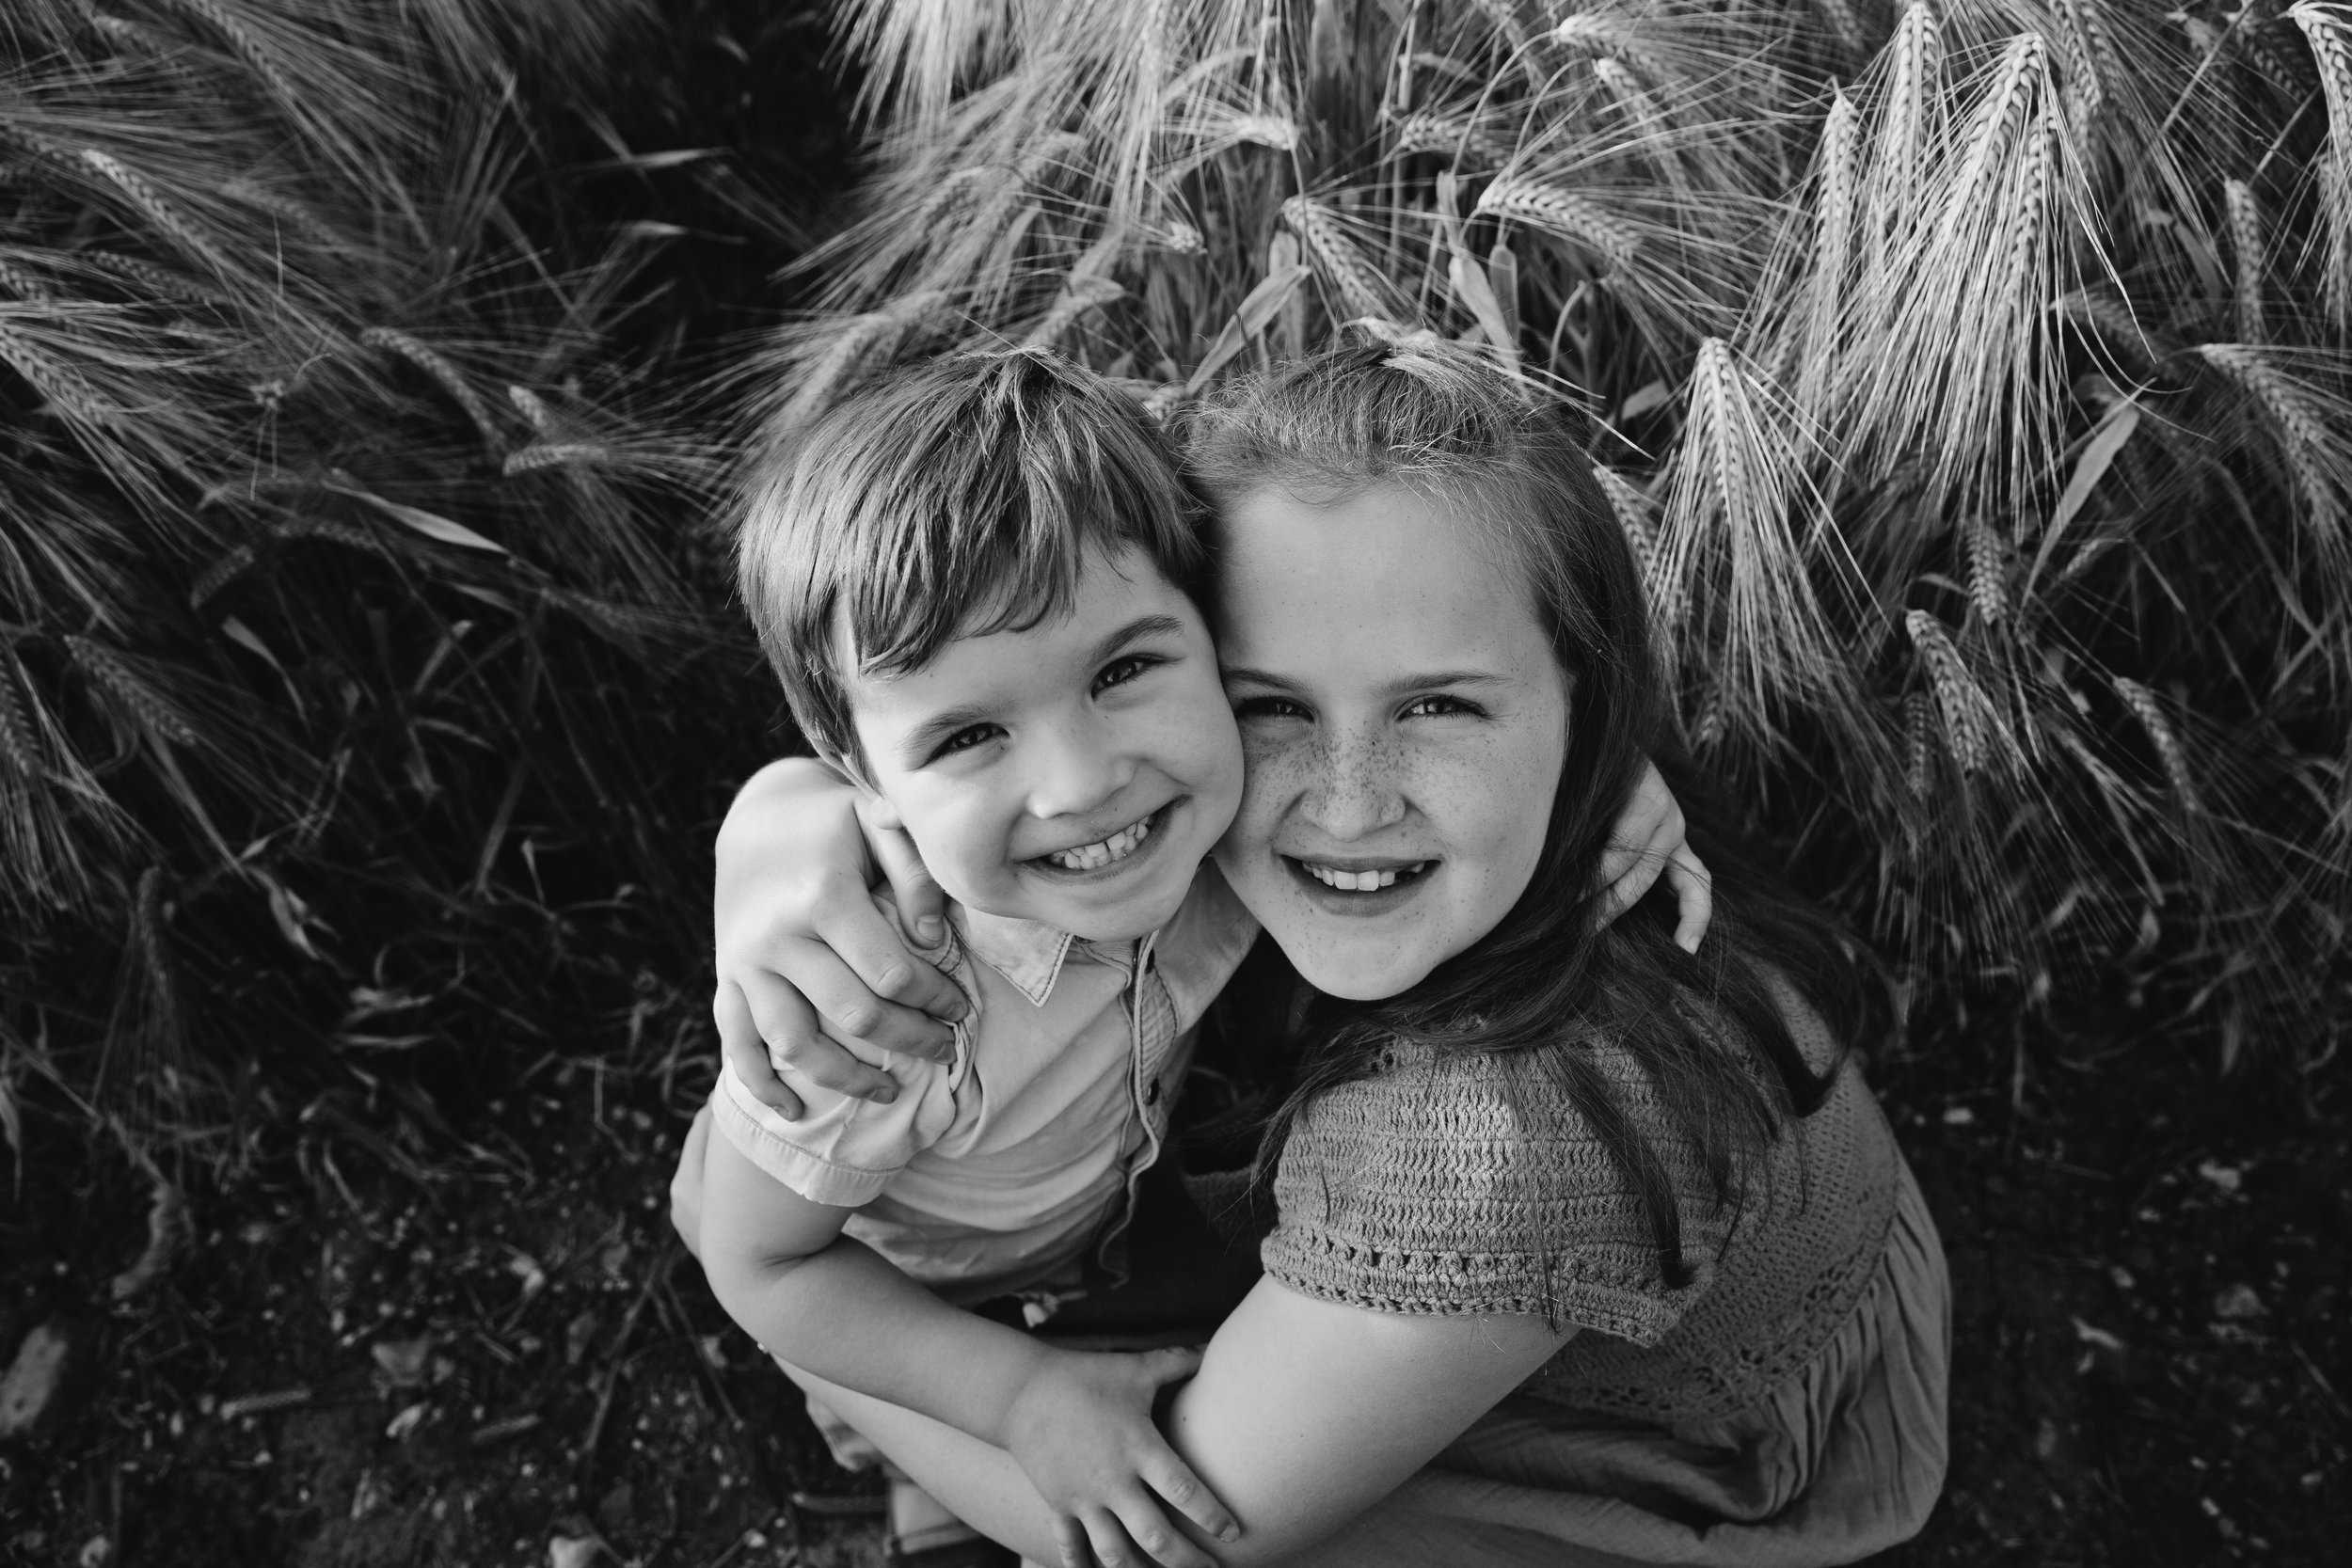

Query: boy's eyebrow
<box><xmin>1088</xmin><ymin>613</ymin><xmax>1188</xmax><ymax>668</ymax></box>
<box><xmin>900</xmin><ymin>703</ymin><xmax>997</xmax><ymax>765</ymax></box>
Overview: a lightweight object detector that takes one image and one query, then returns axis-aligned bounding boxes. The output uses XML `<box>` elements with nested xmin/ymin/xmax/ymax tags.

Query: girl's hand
<box><xmin>1591</xmin><ymin>759</ymin><xmax>1712</xmax><ymax>953</ymax></box>
<box><xmin>714</xmin><ymin>760</ymin><xmax>967</xmax><ymax>1118</ymax></box>
<box><xmin>1003</xmin><ymin>1347</ymin><xmax>1240</xmax><ymax>1568</ymax></box>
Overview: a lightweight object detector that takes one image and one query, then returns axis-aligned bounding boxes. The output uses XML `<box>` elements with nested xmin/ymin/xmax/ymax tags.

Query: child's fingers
<box><xmin>1140</xmin><ymin>1445</ymin><xmax>1240</xmax><ymax>1546</ymax></box>
<box><xmin>810</xmin><ymin>873</ymin><xmax>967</xmax><ymax>1025</ymax></box>
<box><xmin>740</xmin><ymin>970</ymin><xmax>906</xmax><ymax>1105</ymax></box>
<box><xmin>784</xmin><ymin>932</ymin><xmax>958</xmax><ymax>1063</ymax></box>
<box><xmin>1052</xmin><ymin>1514</ymin><xmax>1091</xmax><ymax>1568</ymax></box>
<box><xmin>1110</xmin><ymin>1490</ymin><xmax>1217</xmax><ymax>1568</ymax></box>
<box><xmin>861</xmin><ymin>810</ymin><xmax>954</xmax><ymax>960</ymax></box>
<box><xmin>1666</xmin><ymin>843</ymin><xmax>1714</xmax><ymax>954</ymax></box>
<box><xmin>1594</xmin><ymin>849</ymin><xmax>1664</xmax><ymax>928</ymax></box>
<box><xmin>1078</xmin><ymin>1505</ymin><xmax>1152</xmax><ymax>1568</ymax></box>
<box><xmin>715</xmin><ymin>982</ymin><xmax>804</xmax><ymax>1119</ymax></box>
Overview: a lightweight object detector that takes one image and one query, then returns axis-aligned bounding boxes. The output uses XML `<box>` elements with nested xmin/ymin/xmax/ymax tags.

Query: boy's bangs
<box><xmin>840</xmin><ymin>411</ymin><xmax>1200</xmax><ymax>681</ymax></box>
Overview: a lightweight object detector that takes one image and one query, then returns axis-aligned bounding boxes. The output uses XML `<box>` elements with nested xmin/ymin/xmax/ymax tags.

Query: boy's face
<box><xmin>842</xmin><ymin>546</ymin><xmax>1244</xmax><ymax>942</ymax></box>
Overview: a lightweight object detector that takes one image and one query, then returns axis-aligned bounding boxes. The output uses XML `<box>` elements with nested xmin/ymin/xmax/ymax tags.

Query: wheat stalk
<box><xmin>1906</xmin><ymin>609</ymin><xmax>1994</xmax><ymax>775</ymax></box>
<box><xmin>75</xmin><ymin>249</ymin><xmax>223</xmax><ymax>304</ymax></box>
<box><xmin>0</xmin><ymin>320</ymin><xmax>116</xmax><ymax>428</ymax></box>
<box><xmin>0</xmin><ymin>652</ymin><xmax>35</xmax><ymax>780</ymax></box>
<box><xmin>1391</xmin><ymin>109</ymin><xmax>1511</xmax><ymax>166</ymax></box>
<box><xmin>2292</xmin><ymin>4</ymin><xmax>2352</xmax><ymax>327</ymax></box>
<box><xmin>1280</xmin><ymin>195</ymin><xmax>1392</xmax><ymax>323</ymax></box>
<box><xmin>67</xmin><ymin>636</ymin><xmax>202</xmax><ymax>750</ymax></box>
<box><xmin>502</xmin><ymin>442</ymin><xmax>612</xmax><ymax>476</ymax></box>
<box><xmin>2196</xmin><ymin>342</ymin><xmax>2345</xmax><ymax>538</ymax></box>
<box><xmin>1963</xmin><ymin>513</ymin><xmax>2010</xmax><ymax>626</ymax></box>
<box><xmin>1904</xmin><ymin>689</ymin><xmax>1936</xmax><ymax>799</ymax></box>
<box><xmin>2114</xmin><ymin>676</ymin><xmax>2201</xmax><ymax>813</ymax></box>
<box><xmin>1475</xmin><ymin>176</ymin><xmax>1640</xmax><ymax>270</ymax></box>
<box><xmin>360</xmin><ymin>327</ymin><xmax>504</xmax><ymax>452</ymax></box>
<box><xmin>76</xmin><ymin>149</ymin><xmax>233</xmax><ymax>279</ymax></box>
<box><xmin>1021</xmin><ymin>272</ymin><xmax>1125</xmax><ymax>348</ymax></box>
<box><xmin>2225</xmin><ymin>178</ymin><xmax>2268</xmax><ymax>344</ymax></box>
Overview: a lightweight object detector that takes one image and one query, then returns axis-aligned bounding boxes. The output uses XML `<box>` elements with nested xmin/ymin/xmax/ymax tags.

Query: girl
<box><xmin>677</xmin><ymin>338</ymin><xmax>1948</xmax><ymax>1565</ymax></box>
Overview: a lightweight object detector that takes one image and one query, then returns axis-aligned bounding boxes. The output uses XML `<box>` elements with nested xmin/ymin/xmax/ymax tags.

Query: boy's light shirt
<box><xmin>710</xmin><ymin>863</ymin><xmax>1260</xmax><ymax>1307</ymax></box>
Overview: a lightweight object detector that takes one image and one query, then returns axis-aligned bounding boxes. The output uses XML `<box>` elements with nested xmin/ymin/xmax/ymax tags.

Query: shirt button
<box><xmin>1144</xmin><ymin>1078</ymin><xmax>1162</xmax><ymax>1106</ymax></box>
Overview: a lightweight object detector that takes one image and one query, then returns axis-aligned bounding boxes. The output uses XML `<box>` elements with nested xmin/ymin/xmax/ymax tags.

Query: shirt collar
<box><xmin>947</xmin><ymin>904</ymin><xmax>1079</xmax><ymax>1007</ymax></box>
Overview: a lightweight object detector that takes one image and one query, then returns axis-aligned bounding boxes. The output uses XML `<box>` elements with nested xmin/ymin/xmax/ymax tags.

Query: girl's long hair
<box><xmin>1186</xmin><ymin>337</ymin><xmax>1867</xmax><ymax>1288</ymax></box>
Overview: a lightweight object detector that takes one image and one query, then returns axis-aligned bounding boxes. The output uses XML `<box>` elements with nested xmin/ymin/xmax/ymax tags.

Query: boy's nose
<box><xmin>1024</xmin><ymin>718</ymin><xmax>1136</xmax><ymax>819</ymax></box>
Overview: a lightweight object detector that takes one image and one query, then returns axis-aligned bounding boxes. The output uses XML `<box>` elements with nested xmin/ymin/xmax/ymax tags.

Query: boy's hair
<box><xmin>739</xmin><ymin>347</ymin><xmax>1205</xmax><ymax>762</ymax></box>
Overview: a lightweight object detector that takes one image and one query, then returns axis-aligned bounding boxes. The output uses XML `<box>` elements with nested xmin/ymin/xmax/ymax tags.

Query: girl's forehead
<box><xmin>1209</xmin><ymin>479</ymin><xmax>1550</xmax><ymax>677</ymax></box>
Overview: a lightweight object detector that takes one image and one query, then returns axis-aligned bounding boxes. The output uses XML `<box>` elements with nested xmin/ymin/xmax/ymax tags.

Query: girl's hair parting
<box><xmin>738</xmin><ymin>345</ymin><xmax>1204</xmax><ymax>762</ymax></box>
<box><xmin>1186</xmin><ymin>335</ymin><xmax>1866</xmax><ymax>1292</ymax></box>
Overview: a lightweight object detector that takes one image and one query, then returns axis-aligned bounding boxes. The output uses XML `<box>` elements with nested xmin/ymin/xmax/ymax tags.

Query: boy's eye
<box><xmin>929</xmin><ymin>723</ymin><xmax>1004</xmax><ymax>761</ymax></box>
<box><xmin>1233</xmin><ymin>695</ymin><xmax>1310</xmax><ymax>722</ymax></box>
<box><xmin>1400</xmin><ymin>693</ymin><xmax>1485</xmax><ymax>720</ymax></box>
<box><xmin>1093</xmin><ymin>654</ymin><xmax>1161</xmax><ymax>694</ymax></box>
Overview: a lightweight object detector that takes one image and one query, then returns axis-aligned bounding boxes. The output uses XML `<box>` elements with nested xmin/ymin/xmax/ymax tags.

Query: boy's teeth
<box><xmin>1303</xmin><ymin>862</ymin><xmax>1425</xmax><ymax>892</ymax></box>
<box><xmin>1045</xmin><ymin>814</ymin><xmax>1153</xmax><ymax>872</ymax></box>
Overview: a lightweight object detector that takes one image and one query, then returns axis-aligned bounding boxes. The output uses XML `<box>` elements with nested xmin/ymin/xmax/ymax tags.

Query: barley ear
<box><xmin>2224</xmin><ymin>179</ymin><xmax>2267</xmax><ymax>344</ymax></box>
<box><xmin>1905</xmin><ymin>609</ymin><xmax>1992</xmax><ymax>775</ymax></box>
<box><xmin>360</xmin><ymin>327</ymin><xmax>505</xmax><ymax>453</ymax></box>
<box><xmin>2113</xmin><ymin>676</ymin><xmax>2201</xmax><ymax>813</ymax></box>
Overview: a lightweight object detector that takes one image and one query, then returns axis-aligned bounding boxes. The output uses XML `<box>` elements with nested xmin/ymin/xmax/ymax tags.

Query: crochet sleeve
<box><xmin>1258</xmin><ymin>1044</ymin><xmax>1730</xmax><ymax>1345</ymax></box>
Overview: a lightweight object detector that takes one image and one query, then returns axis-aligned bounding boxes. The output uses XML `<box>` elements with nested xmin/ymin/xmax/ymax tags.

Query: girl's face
<box><xmin>1209</xmin><ymin>480</ymin><xmax>1569</xmax><ymax>1000</ymax></box>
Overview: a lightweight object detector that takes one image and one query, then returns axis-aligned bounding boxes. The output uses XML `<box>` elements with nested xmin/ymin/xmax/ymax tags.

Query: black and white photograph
<box><xmin>2</xmin><ymin>3</ymin><xmax>2345</xmax><ymax>1563</ymax></box>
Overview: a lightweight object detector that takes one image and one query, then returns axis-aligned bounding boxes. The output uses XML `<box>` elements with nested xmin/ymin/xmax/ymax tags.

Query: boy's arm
<box><xmin>693</xmin><ymin>1127</ymin><xmax>1239</xmax><ymax>1566</ymax></box>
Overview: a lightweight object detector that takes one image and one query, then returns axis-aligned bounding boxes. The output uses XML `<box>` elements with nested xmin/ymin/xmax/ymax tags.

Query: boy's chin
<box><xmin>1015</xmin><ymin>868</ymin><xmax>1198</xmax><ymax>943</ymax></box>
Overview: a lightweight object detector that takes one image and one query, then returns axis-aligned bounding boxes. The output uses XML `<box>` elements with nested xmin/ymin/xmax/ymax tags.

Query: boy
<box><xmin>696</xmin><ymin>347</ymin><xmax>1257</xmax><ymax>1568</ymax></box>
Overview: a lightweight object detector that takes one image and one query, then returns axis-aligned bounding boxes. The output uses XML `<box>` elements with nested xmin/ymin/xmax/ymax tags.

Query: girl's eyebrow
<box><xmin>1382</xmin><ymin>671</ymin><xmax>1507</xmax><ymax>697</ymax></box>
<box><xmin>1218</xmin><ymin>665</ymin><xmax>1300</xmax><ymax>690</ymax></box>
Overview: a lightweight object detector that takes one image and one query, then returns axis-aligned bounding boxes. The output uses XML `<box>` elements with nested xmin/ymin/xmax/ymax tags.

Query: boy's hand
<box><xmin>1591</xmin><ymin>759</ymin><xmax>1712</xmax><ymax>954</ymax></box>
<box><xmin>1003</xmin><ymin>1347</ymin><xmax>1240</xmax><ymax>1568</ymax></box>
<box><xmin>715</xmin><ymin>761</ymin><xmax>967</xmax><ymax>1118</ymax></box>
<box><xmin>668</xmin><ymin>1105</ymin><xmax>712</xmax><ymax>1263</ymax></box>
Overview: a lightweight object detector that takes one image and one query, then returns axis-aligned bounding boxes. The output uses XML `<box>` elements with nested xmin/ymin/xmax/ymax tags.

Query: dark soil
<box><xmin>2</xmin><ymin>985</ymin><xmax>2344</xmax><ymax>1568</ymax></box>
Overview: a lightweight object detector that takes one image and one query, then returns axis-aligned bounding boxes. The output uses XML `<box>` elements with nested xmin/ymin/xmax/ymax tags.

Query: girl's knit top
<box><xmin>1260</xmin><ymin>985</ymin><xmax>1901</xmax><ymax>1425</ymax></box>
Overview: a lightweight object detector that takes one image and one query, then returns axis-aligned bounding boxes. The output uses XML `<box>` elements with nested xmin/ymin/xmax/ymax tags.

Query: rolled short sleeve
<box><xmin>708</xmin><ymin>1041</ymin><xmax>961</xmax><ymax>1208</ymax></box>
<box><xmin>1259</xmin><ymin>1045</ymin><xmax>1729</xmax><ymax>1346</ymax></box>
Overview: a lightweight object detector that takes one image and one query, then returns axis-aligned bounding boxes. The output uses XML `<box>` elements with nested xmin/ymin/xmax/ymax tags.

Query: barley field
<box><xmin>2</xmin><ymin>3</ymin><xmax>2346</xmax><ymax>1564</ymax></box>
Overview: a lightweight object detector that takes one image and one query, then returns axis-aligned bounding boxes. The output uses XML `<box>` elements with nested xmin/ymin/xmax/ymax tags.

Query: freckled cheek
<box><xmin>1233</xmin><ymin>732</ymin><xmax>1321</xmax><ymax>832</ymax></box>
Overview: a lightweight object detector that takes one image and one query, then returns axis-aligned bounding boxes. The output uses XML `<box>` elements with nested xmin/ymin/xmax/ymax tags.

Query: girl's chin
<box><xmin>1283</xmin><ymin>942</ymin><xmax>1436</xmax><ymax>1002</ymax></box>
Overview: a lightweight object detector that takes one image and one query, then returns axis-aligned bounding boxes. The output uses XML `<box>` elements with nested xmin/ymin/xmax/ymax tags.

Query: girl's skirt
<box><xmin>1283</xmin><ymin>1157</ymin><xmax>1950</xmax><ymax>1567</ymax></box>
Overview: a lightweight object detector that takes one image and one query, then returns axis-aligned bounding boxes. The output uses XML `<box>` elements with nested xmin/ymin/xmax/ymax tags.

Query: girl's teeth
<box><xmin>1046</xmin><ymin>815</ymin><xmax>1153</xmax><ymax>872</ymax></box>
<box><xmin>1304</xmin><ymin>862</ymin><xmax>1425</xmax><ymax>891</ymax></box>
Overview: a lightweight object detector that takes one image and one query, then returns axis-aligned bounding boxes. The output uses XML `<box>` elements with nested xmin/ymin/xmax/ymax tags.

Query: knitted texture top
<box><xmin>1259</xmin><ymin>986</ymin><xmax>1901</xmax><ymax>1425</ymax></box>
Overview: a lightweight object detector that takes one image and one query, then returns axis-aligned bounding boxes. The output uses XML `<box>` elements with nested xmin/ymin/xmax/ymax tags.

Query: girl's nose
<box><xmin>1024</xmin><ymin>716</ymin><xmax>1136</xmax><ymax>819</ymax></box>
<box><xmin>1300</xmin><ymin>733</ymin><xmax>1406</xmax><ymax>839</ymax></box>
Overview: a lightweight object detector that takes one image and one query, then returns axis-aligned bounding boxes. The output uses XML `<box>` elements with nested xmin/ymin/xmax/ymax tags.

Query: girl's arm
<box><xmin>718</xmin><ymin>758</ymin><xmax>1714</xmax><ymax>1117</ymax></box>
<box><xmin>796</xmin><ymin>1276</ymin><xmax>1574</xmax><ymax>1566</ymax></box>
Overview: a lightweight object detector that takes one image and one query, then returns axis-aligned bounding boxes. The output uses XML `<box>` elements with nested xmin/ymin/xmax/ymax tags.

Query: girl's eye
<box><xmin>1233</xmin><ymin>695</ymin><xmax>1310</xmax><ymax>721</ymax></box>
<box><xmin>930</xmin><ymin>723</ymin><xmax>1003</xmax><ymax>761</ymax></box>
<box><xmin>1400</xmin><ymin>693</ymin><xmax>1485</xmax><ymax>720</ymax></box>
<box><xmin>1094</xmin><ymin>654</ymin><xmax>1160</xmax><ymax>694</ymax></box>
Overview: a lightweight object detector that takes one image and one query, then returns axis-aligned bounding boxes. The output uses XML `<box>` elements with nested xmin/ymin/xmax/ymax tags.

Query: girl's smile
<box><xmin>1210</xmin><ymin>479</ymin><xmax>1570</xmax><ymax>1000</ymax></box>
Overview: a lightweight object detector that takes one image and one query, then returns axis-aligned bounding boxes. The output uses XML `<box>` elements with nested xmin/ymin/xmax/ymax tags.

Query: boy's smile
<box><xmin>842</xmin><ymin>548</ymin><xmax>1243</xmax><ymax>942</ymax></box>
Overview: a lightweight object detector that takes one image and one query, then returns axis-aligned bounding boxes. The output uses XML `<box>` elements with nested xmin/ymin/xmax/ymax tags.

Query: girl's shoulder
<box><xmin>1261</xmin><ymin>1035</ymin><xmax>1728</xmax><ymax>1337</ymax></box>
